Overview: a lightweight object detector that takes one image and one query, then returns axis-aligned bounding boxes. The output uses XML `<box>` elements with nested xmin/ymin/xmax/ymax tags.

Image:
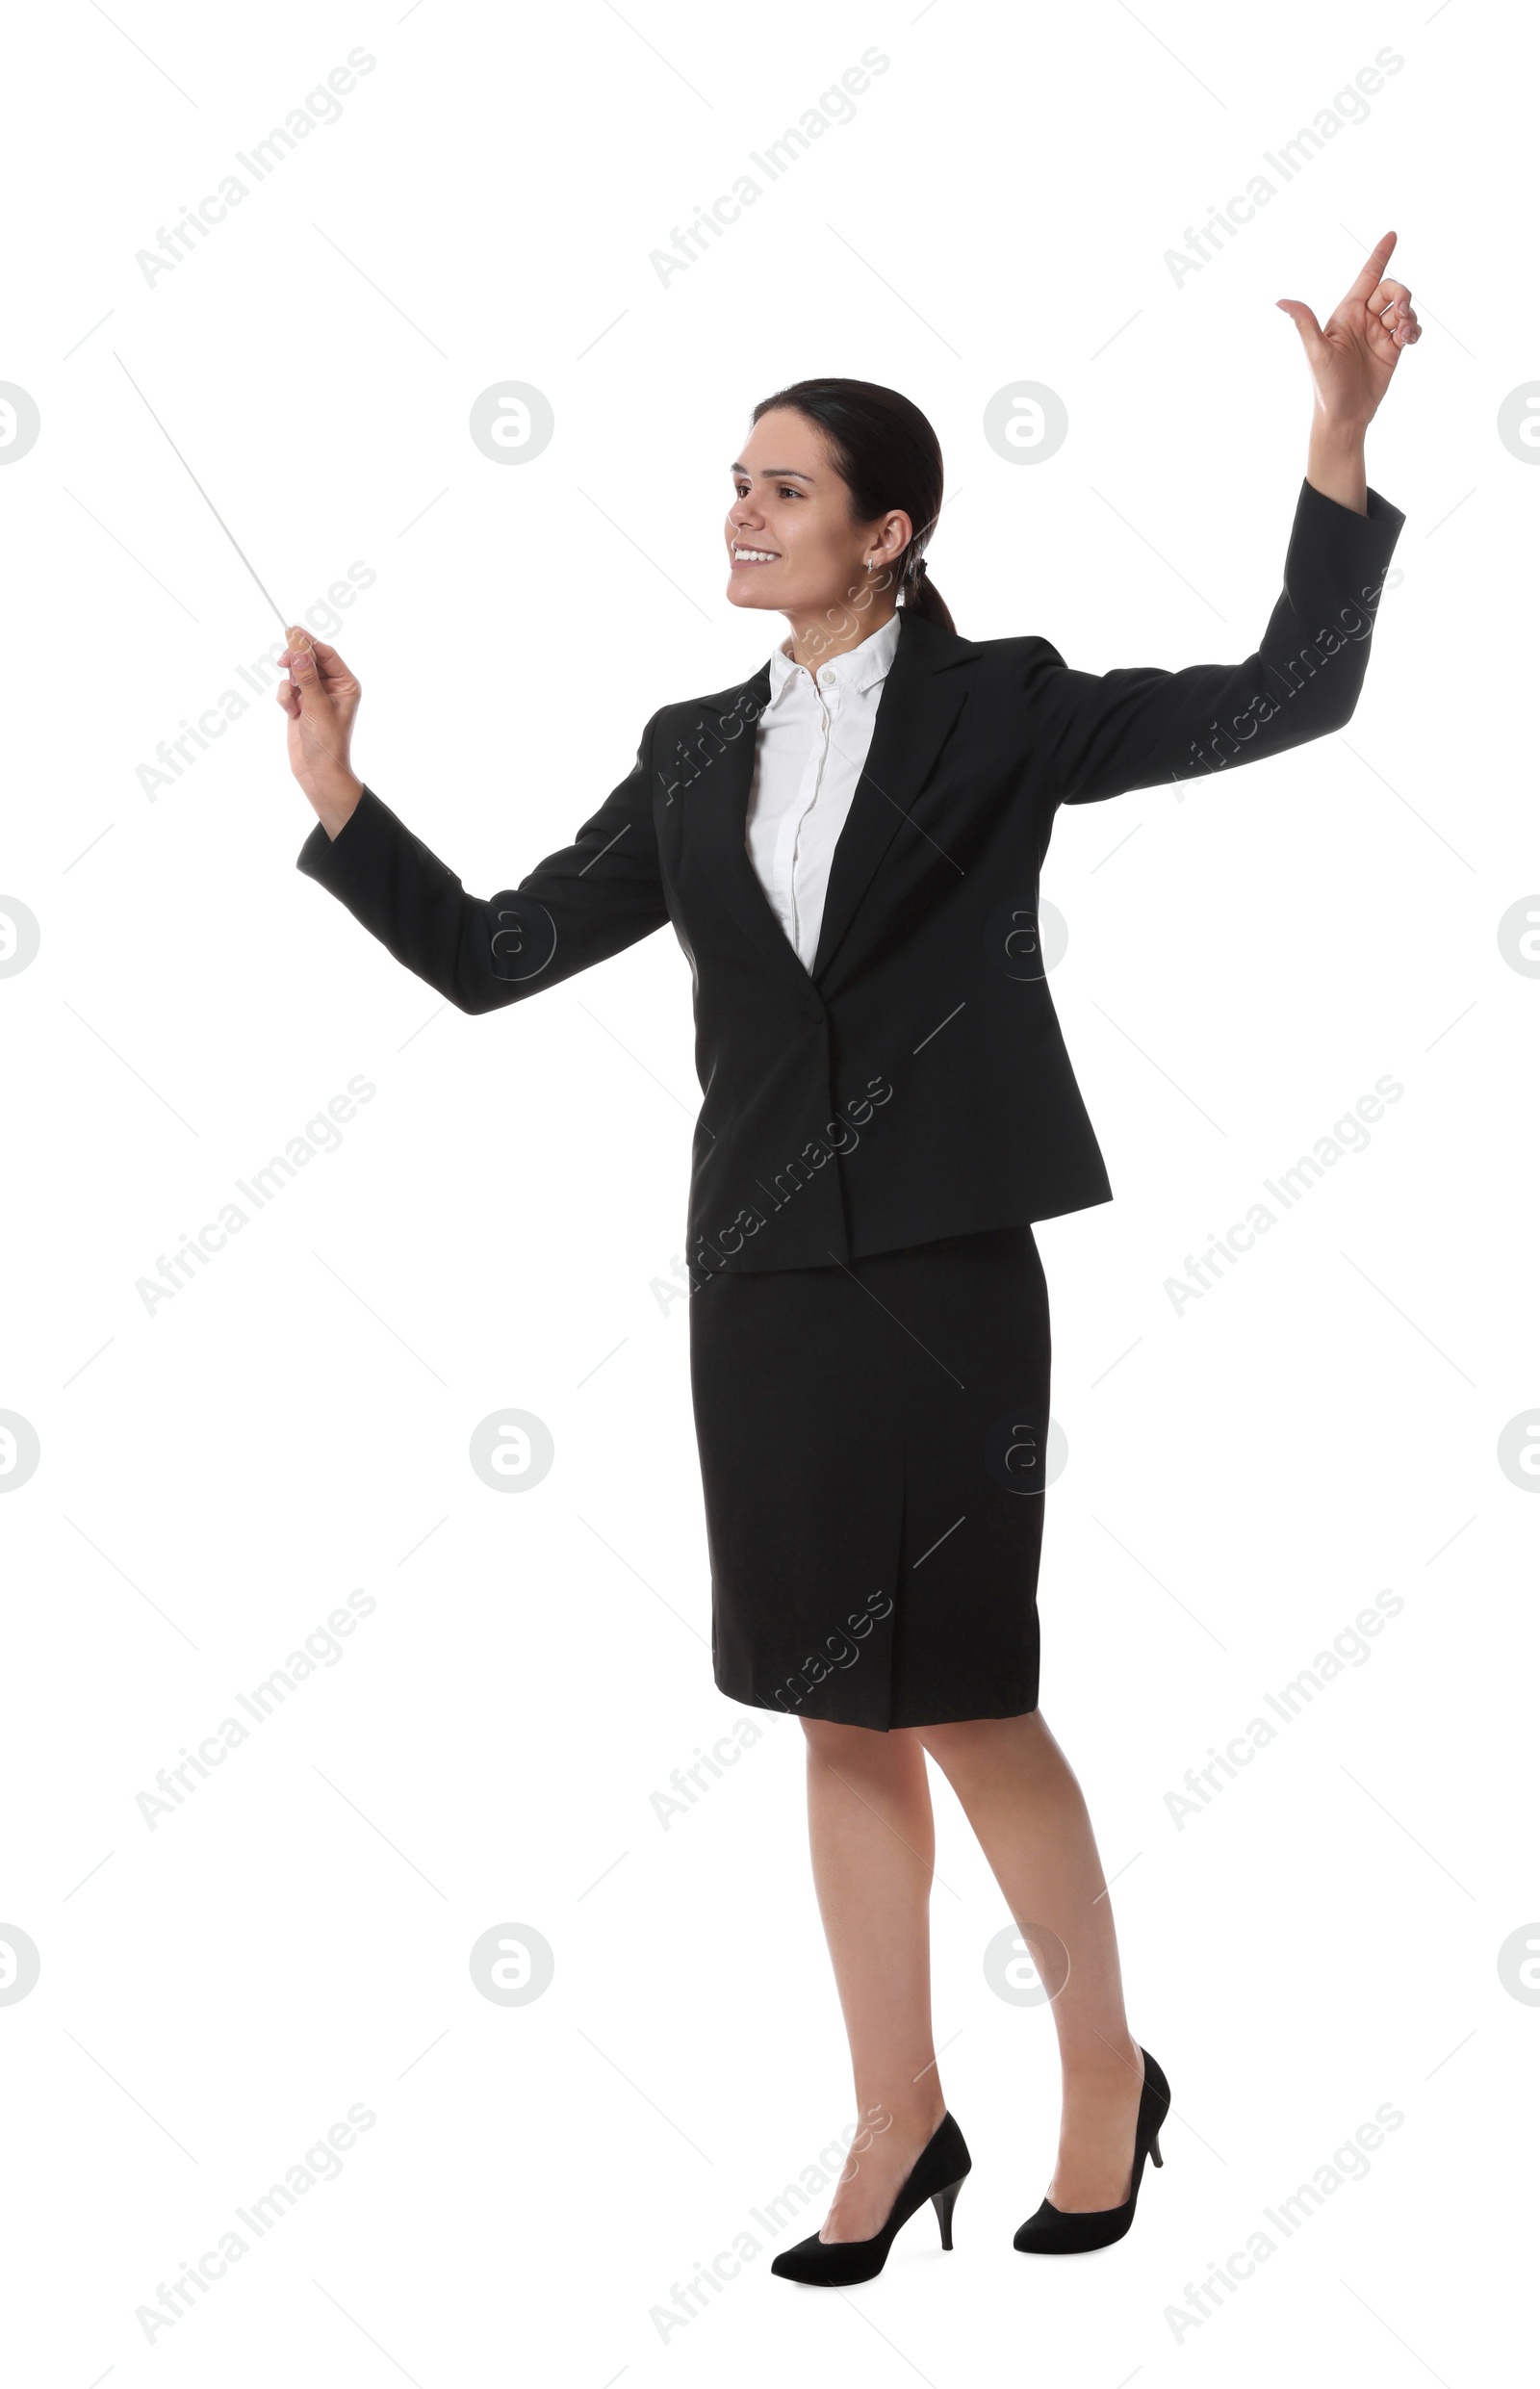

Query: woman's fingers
<box><xmin>287</xmin><ymin>641</ymin><xmax>326</xmax><ymax>694</ymax></box>
<box><xmin>289</xmin><ymin>641</ymin><xmax>354</xmax><ymax>698</ymax></box>
<box><xmin>280</xmin><ymin>628</ymin><xmax>349</xmax><ymax>667</ymax></box>
<box><xmin>1367</xmin><ymin>288</ymin><xmax>1421</xmax><ymax>348</ymax></box>
<box><xmin>1367</xmin><ymin>275</ymin><xmax>1410</xmax><ymax>319</ymax></box>
<box><xmin>281</xmin><ymin>629</ymin><xmax>359</xmax><ymax>710</ymax></box>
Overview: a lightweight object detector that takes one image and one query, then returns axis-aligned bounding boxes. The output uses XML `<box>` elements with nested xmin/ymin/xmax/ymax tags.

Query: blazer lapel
<box><xmin>809</xmin><ymin>609</ymin><xmax>972</xmax><ymax>983</ymax></box>
<box><xmin>670</xmin><ymin>660</ymin><xmax>809</xmax><ymax>984</ymax></box>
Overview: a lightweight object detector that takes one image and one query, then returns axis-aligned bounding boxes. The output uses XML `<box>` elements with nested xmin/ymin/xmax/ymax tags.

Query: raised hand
<box><xmin>276</xmin><ymin>629</ymin><xmax>364</xmax><ymax>837</ymax></box>
<box><xmin>1276</xmin><ymin>230</ymin><xmax>1422</xmax><ymax>431</ymax></box>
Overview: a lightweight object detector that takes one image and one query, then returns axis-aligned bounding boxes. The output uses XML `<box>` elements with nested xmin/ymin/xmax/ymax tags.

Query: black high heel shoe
<box><xmin>1013</xmin><ymin>2047</ymin><xmax>1170</xmax><ymax>2255</ymax></box>
<box><xmin>771</xmin><ymin>2112</ymin><xmax>972</xmax><ymax>2286</ymax></box>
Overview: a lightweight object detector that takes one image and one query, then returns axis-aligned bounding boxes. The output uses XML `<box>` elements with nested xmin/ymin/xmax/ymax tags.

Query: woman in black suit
<box><xmin>280</xmin><ymin>233</ymin><xmax>1419</xmax><ymax>2285</ymax></box>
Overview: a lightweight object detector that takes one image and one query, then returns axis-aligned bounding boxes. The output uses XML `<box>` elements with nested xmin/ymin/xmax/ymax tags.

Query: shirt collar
<box><xmin>765</xmin><ymin>605</ymin><xmax>902</xmax><ymax>710</ymax></box>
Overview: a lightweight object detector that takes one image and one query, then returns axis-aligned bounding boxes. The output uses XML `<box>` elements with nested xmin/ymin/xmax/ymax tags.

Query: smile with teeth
<box><xmin>732</xmin><ymin>544</ymin><xmax>781</xmax><ymax>563</ymax></box>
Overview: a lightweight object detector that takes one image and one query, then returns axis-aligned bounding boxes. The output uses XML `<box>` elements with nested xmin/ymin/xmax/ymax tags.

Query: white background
<box><xmin>2</xmin><ymin>1</ymin><xmax>1533</xmax><ymax>2381</ymax></box>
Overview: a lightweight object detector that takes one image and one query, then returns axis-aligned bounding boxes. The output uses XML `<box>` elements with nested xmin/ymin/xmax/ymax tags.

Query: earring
<box><xmin>865</xmin><ymin>557</ymin><xmax>874</xmax><ymax>573</ymax></box>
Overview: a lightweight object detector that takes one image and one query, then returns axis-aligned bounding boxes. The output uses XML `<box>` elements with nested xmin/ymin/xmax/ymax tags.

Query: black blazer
<box><xmin>297</xmin><ymin>476</ymin><xmax>1404</xmax><ymax>1280</ymax></box>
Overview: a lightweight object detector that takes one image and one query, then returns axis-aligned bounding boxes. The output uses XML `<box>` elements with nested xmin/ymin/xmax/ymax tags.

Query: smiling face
<box><xmin>725</xmin><ymin>407</ymin><xmax>911</xmax><ymax>623</ymax></box>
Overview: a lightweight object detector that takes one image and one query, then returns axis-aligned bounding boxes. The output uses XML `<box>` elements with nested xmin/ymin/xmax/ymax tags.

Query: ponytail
<box><xmin>901</xmin><ymin>551</ymin><xmax>956</xmax><ymax>634</ymax></box>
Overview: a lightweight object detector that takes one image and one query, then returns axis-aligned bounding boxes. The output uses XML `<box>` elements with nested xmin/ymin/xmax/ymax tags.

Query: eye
<box><xmin>778</xmin><ymin>484</ymin><xmax>804</xmax><ymax>500</ymax></box>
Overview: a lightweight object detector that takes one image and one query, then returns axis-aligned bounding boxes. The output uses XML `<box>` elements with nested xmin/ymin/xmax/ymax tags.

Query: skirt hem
<box><xmin>712</xmin><ymin>1668</ymin><xmax>1042</xmax><ymax>1734</ymax></box>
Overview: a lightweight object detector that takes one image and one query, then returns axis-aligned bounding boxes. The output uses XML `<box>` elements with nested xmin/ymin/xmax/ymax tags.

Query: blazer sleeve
<box><xmin>294</xmin><ymin>709</ymin><xmax>669</xmax><ymax>1015</ymax></box>
<box><xmin>1026</xmin><ymin>477</ymin><xmax>1405</xmax><ymax>805</ymax></box>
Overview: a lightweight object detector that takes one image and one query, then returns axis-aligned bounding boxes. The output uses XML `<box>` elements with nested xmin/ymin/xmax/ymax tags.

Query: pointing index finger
<box><xmin>1346</xmin><ymin>229</ymin><xmax>1398</xmax><ymax>304</ymax></box>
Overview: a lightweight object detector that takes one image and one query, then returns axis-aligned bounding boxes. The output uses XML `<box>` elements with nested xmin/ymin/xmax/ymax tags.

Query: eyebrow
<box><xmin>730</xmin><ymin>463</ymin><xmax>814</xmax><ymax>480</ymax></box>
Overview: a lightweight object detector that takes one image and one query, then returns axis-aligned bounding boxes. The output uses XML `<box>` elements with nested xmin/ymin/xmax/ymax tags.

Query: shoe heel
<box><xmin>931</xmin><ymin>2175</ymin><xmax>965</xmax><ymax>2250</ymax></box>
<box><xmin>1149</xmin><ymin>2131</ymin><xmax>1164</xmax><ymax>2169</ymax></box>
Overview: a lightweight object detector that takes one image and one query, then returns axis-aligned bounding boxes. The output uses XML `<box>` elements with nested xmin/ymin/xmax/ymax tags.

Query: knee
<box><xmin>919</xmin><ymin>1709</ymin><xmax>1042</xmax><ymax>1783</ymax></box>
<box><xmin>915</xmin><ymin>1720</ymin><xmax>976</xmax><ymax>1778</ymax></box>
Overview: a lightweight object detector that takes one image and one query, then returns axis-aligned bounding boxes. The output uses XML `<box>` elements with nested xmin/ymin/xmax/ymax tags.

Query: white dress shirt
<box><xmin>743</xmin><ymin>608</ymin><xmax>902</xmax><ymax>973</ymax></box>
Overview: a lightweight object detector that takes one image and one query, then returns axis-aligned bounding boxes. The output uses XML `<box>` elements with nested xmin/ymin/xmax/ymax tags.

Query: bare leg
<box><xmin>799</xmin><ymin>1716</ymin><xmax>949</xmax><ymax>2241</ymax></box>
<box><xmin>918</xmin><ymin>1708</ymin><xmax>1144</xmax><ymax>2211</ymax></box>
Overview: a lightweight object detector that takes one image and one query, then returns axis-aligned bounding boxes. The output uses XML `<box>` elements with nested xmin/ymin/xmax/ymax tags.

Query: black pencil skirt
<box><xmin>688</xmin><ymin>1222</ymin><xmax>1052</xmax><ymax>1731</ymax></box>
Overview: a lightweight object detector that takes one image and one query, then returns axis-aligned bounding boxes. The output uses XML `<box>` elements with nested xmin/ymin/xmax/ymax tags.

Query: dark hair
<box><xmin>750</xmin><ymin>376</ymin><xmax>956</xmax><ymax>634</ymax></box>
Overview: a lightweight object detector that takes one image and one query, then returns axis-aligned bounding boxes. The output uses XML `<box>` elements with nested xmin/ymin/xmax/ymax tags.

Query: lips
<box><xmin>731</xmin><ymin>543</ymin><xmax>782</xmax><ymax>566</ymax></box>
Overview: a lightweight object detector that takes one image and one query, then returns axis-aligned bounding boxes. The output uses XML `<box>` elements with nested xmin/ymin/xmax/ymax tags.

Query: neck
<box><xmin>781</xmin><ymin>592</ymin><xmax>900</xmax><ymax>674</ymax></box>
